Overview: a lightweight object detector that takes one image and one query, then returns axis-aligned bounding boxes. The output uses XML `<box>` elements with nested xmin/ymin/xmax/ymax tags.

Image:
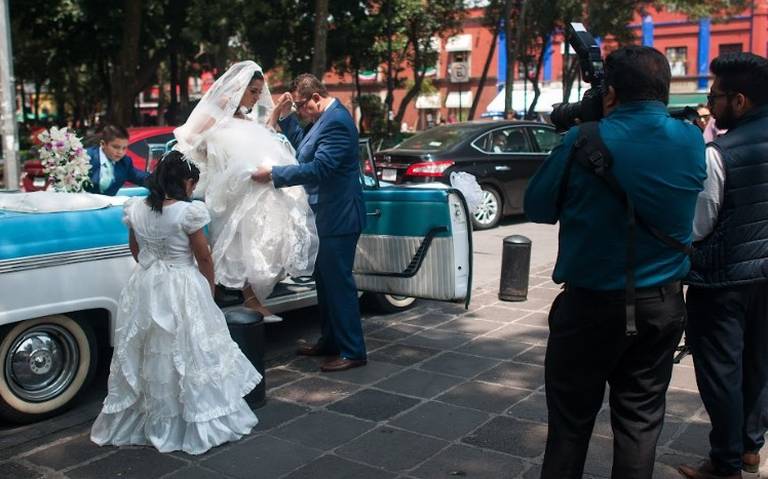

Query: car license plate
<box><xmin>382</xmin><ymin>168</ymin><xmax>397</xmax><ymax>182</ymax></box>
<box><xmin>33</xmin><ymin>177</ymin><xmax>46</xmax><ymax>187</ymax></box>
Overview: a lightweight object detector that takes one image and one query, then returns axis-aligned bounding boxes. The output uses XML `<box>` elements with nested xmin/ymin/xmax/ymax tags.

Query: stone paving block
<box><xmin>476</xmin><ymin>362</ymin><xmax>546</xmax><ymax>391</ymax></box>
<box><xmin>366</xmin><ymin>338</ymin><xmax>391</xmax><ymax>352</ymax></box>
<box><xmin>400</xmin><ymin>329</ymin><xmax>473</xmax><ymax>350</ymax></box>
<box><xmin>201</xmin><ymin>435</ymin><xmax>322</xmax><ymax>479</ymax></box>
<box><xmin>67</xmin><ymin>447</ymin><xmax>186</xmax><ymax>479</ymax></box>
<box><xmin>402</xmin><ymin>313</ymin><xmax>455</xmax><ymax>328</ymax></box>
<box><xmin>463</xmin><ymin>416</ymin><xmax>547</xmax><ymax>458</ymax></box>
<box><xmin>665</xmin><ymin>387</ymin><xmax>705</xmax><ymax>419</ymax></box>
<box><xmin>375</xmin><ymin>369</ymin><xmax>464</xmax><ymax>399</ymax></box>
<box><xmin>270</xmin><ymin>377</ymin><xmax>360</xmax><ymax>407</ymax></box>
<box><xmin>582</xmin><ymin>435</ymin><xmax>613</xmax><ymax>478</ymax></box>
<box><xmin>504</xmin><ymin>296</ymin><xmax>554</xmax><ymax>312</ymax></box>
<box><xmin>363</xmin><ymin>319</ymin><xmax>389</xmax><ymax>335</ymax></box>
<box><xmin>286</xmin><ymin>356</ymin><xmax>328</xmax><ymax>373</ymax></box>
<box><xmin>283</xmin><ymin>454</ymin><xmax>396</xmax><ymax>479</ymax></box>
<box><xmin>506</xmin><ymin>392</ymin><xmax>547</xmax><ymax>423</ymax></box>
<box><xmin>456</xmin><ymin>337</ymin><xmax>532</xmax><ymax>360</ymax></box>
<box><xmin>419</xmin><ymin>352</ymin><xmax>500</xmax><ymax>378</ymax></box>
<box><xmin>391</xmin><ymin>401</ymin><xmax>489</xmax><ymax>440</ymax></box>
<box><xmin>513</xmin><ymin>345</ymin><xmax>546</xmax><ymax>366</ymax></box>
<box><xmin>486</xmin><ymin>324</ymin><xmax>549</xmax><ymax>346</ymax></box>
<box><xmin>526</xmin><ymin>287</ymin><xmax>561</xmax><ymax>302</ymax></box>
<box><xmin>267</xmin><ymin>367</ymin><xmax>304</xmax><ymax>390</ymax></box>
<box><xmin>411</xmin><ymin>444</ymin><xmax>525</xmax><ymax>479</ymax></box>
<box><xmin>26</xmin><ymin>432</ymin><xmax>107</xmax><ymax>470</ymax></box>
<box><xmin>369</xmin><ymin>323</ymin><xmax>425</xmax><ymax>341</ymax></box>
<box><xmin>328</xmin><ymin>389</ymin><xmax>420</xmax><ymax>422</ymax></box>
<box><xmin>0</xmin><ymin>461</ymin><xmax>43</xmax><ymax>479</ymax></box>
<box><xmin>657</xmin><ymin>415</ymin><xmax>686</xmax><ymax>447</ymax></box>
<box><xmin>435</xmin><ymin>318</ymin><xmax>506</xmax><ymax>336</ymax></box>
<box><xmin>514</xmin><ymin>312</ymin><xmax>549</xmax><ymax>328</ymax></box>
<box><xmin>369</xmin><ymin>343</ymin><xmax>441</xmax><ymax>366</ymax></box>
<box><xmin>591</xmin><ymin>408</ymin><xmax>612</xmax><ymax>438</ymax></box>
<box><xmin>329</xmin><ymin>360</ymin><xmax>402</xmax><ymax>385</ymax></box>
<box><xmin>254</xmin><ymin>399</ymin><xmax>310</xmax><ymax>431</ymax></box>
<box><xmin>336</xmin><ymin>426</ymin><xmax>448</xmax><ymax>472</ymax></box>
<box><xmin>522</xmin><ymin>463</ymin><xmax>542</xmax><ymax>479</ymax></box>
<box><xmin>438</xmin><ymin>381</ymin><xmax>528</xmax><ymax>413</ymax></box>
<box><xmin>656</xmin><ymin>452</ymin><xmax>709</xmax><ymax>473</ymax></box>
<box><xmin>463</xmin><ymin>306</ymin><xmax>531</xmax><ymax>323</ymax></box>
<box><xmin>162</xmin><ymin>465</ymin><xmax>228</xmax><ymax>479</ymax></box>
<box><xmin>271</xmin><ymin>410</ymin><xmax>375</xmax><ymax>450</ymax></box>
<box><xmin>669</xmin><ymin>364</ymin><xmax>699</xmax><ymax>392</ymax></box>
<box><xmin>667</xmin><ymin>421</ymin><xmax>711</xmax><ymax>457</ymax></box>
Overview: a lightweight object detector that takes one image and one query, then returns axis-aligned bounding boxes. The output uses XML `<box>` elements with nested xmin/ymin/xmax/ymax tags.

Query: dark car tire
<box><xmin>472</xmin><ymin>185</ymin><xmax>502</xmax><ymax>230</ymax></box>
<box><xmin>363</xmin><ymin>292</ymin><xmax>417</xmax><ymax>314</ymax></box>
<box><xmin>0</xmin><ymin>315</ymin><xmax>98</xmax><ymax>424</ymax></box>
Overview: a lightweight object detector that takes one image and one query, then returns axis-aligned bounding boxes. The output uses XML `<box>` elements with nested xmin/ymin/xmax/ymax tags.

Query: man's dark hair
<box><xmin>100</xmin><ymin>124</ymin><xmax>129</xmax><ymax>143</ymax></box>
<box><xmin>604</xmin><ymin>46</ymin><xmax>671</xmax><ymax>104</ymax></box>
<box><xmin>710</xmin><ymin>53</ymin><xmax>768</xmax><ymax>106</ymax></box>
<box><xmin>290</xmin><ymin>73</ymin><xmax>328</xmax><ymax>100</ymax></box>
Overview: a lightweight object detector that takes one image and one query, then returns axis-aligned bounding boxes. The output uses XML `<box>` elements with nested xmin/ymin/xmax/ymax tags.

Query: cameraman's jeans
<box><xmin>686</xmin><ymin>283</ymin><xmax>768</xmax><ymax>474</ymax></box>
<box><xmin>541</xmin><ymin>283</ymin><xmax>685</xmax><ymax>479</ymax></box>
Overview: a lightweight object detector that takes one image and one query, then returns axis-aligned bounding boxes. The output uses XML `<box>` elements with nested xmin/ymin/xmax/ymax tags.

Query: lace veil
<box><xmin>174</xmin><ymin>61</ymin><xmax>274</xmax><ymax>167</ymax></box>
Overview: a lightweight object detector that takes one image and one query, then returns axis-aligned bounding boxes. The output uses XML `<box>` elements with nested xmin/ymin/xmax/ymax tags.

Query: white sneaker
<box><xmin>263</xmin><ymin>314</ymin><xmax>283</xmax><ymax>323</ymax></box>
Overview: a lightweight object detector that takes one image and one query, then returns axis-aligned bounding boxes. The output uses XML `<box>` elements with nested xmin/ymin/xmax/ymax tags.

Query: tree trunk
<box><xmin>526</xmin><ymin>43</ymin><xmax>546</xmax><ymax>118</ymax></box>
<box><xmin>17</xmin><ymin>79</ymin><xmax>29</xmax><ymax>122</ymax></box>
<box><xmin>311</xmin><ymin>0</ymin><xmax>329</xmax><ymax>79</ymax></box>
<box><xmin>384</xmin><ymin>0</ymin><xmax>395</xmax><ymax>135</ymax></box>
<box><xmin>468</xmin><ymin>26</ymin><xmax>498</xmax><ymax>120</ymax></box>
<box><xmin>168</xmin><ymin>50</ymin><xmax>179</xmax><ymax>125</ymax></box>
<box><xmin>109</xmin><ymin>0</ymin><xmax>143</xmax><ymax>126</ymax></box>
<box><xmin>33</xmin><ymin>79</ymin><xmax>40</xmax><ymax>120</ymax></box>
<box><xmin>354</xmin><ymin>67</ymin><xmax>365</xmax><ymax>133</ymax></box>
<box><xmin>503</xmin><ymin>0</ymin><xmax>515</xmax><ymax>118</ymax></box>
<box><xmin>562</xmin><ymin>56</ymin><xmax>579</xmax><ymax>103</ymax></box>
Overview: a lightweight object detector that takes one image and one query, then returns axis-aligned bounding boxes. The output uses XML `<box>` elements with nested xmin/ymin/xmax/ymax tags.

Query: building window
<box><xmin>666</xmin><ymin>47</ymin><xmax>688</xmax><ymax>77</ymax></box>
<box><xmin>719</xmin><ymin>43</ymin><xmax>743</xmax><ymax>56</ymax></box>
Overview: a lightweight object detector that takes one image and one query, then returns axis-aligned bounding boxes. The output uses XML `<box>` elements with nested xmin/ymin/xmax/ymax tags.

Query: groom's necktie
<box><xmin>99</xmin><ymin>158</ymin><xmax>115</xmax><ymax>192</ymax></box>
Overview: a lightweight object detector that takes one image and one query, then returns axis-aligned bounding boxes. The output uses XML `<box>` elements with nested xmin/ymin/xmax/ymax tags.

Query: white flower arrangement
<box><xmin>37</xmin><ymin>127</ymin><xmax>92</xmax><ymax>193</ymax></box>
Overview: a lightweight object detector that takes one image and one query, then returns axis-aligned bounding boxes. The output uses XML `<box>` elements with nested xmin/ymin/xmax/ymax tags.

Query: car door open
<box><xmin>356</xmin><ymin>139</ymin><xmax>473</xmax><ymax>307</ymax></box>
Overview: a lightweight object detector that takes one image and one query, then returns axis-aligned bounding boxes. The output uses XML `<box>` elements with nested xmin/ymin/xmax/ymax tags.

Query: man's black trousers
<box><xmin>541</xmin><ymin>283</ymin><xmax>685</xmax><ymax>479</ymax></box>
<box><xmin>686</xmin><ymin>282</ymin><xmax>768</xmax><ymax>474</ymax></box>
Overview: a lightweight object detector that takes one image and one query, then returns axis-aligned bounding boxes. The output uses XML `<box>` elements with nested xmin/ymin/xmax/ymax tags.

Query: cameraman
<box><xmin>524</xmin><ymin>45</ymin><xmax>706</xmax><ymax>478</ymax></box>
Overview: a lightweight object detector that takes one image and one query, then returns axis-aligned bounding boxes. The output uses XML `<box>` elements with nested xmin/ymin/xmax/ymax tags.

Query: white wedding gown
<box><xmin>91</xmin><ymin>198</ymin><xmax>261</xmax><ymax>455</ymax></box>
<box><xmin>197</xmin><ymin>117</ymin><xmax>318</xmax><ymax>300</ymax></box>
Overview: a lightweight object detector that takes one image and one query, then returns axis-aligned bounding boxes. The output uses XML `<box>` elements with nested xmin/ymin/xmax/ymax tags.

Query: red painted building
<box><xmin>310</xmin><ymin>2</ymin><xmax>768</xmax><ymax>131</ymax></box>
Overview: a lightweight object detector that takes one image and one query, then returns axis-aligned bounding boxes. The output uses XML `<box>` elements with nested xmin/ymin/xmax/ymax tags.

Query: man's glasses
<box><xmin>293</xmin><ymin>98</ymin><xmax>310</xmax><ymax>110</ymax></box>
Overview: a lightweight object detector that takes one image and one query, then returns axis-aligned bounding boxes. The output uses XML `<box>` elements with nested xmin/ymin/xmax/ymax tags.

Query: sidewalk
<box><xmin>2</xmin><ymin>266</ymin><xmax>761</xmax><ymax>479</ymax></box>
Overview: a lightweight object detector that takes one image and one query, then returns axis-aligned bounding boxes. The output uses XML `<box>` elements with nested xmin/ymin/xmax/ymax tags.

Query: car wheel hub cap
<box><xmin>6</xmin><ymin>325</ymin><xmax>79</xmax><ymax>402</ymax></box>
<box><xmin>474</xmin><ymin>191</ymin><xmax>499</xmax><ymax>225</ymax></box>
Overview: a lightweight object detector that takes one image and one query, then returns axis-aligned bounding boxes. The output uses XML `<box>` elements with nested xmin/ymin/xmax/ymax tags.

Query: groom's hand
<box><xmin>275</xmin><ymin>92</ymin><xmax>293</xmax><ymax>118</ymax></box>
<box><xmin>251</xmin><ymin>166</ymin><xmax>273</xmax><ymax>183</ymax></box>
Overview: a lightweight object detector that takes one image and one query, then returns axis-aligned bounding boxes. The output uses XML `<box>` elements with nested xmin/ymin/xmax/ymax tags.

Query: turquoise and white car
<box><xmin>0</xmin><ymin>140</ymin><xmax>473</xmax><ymax>423</ymax></box>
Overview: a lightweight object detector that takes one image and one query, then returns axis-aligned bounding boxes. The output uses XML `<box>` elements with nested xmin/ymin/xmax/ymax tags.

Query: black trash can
<box><xmin>224</xmin><ymin>307</ymin><xmax>266</xmax><ymax>408</ymax></box>
<box><xmin>499</xmin><ymin>235</ymin><xmax>532</xmax><ymax>302</ymax></box>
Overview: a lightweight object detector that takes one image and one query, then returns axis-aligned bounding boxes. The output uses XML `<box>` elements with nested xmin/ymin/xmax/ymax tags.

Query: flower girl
<box><xmin>91</xmin><ymin>151</ymin><xmax>261</xmax><ymax>455</ymax></box>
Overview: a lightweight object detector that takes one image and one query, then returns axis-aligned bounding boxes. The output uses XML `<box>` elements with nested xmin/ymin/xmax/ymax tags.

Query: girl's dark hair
<box><xmin>146</xmin><ymin>150</ymin><xmax>200</xmax><ymax>213</ymax></box>
<box><xmin>251</xmin><ymin>70</ymin><xmax>264</xmax><ymax>83</ymax></box>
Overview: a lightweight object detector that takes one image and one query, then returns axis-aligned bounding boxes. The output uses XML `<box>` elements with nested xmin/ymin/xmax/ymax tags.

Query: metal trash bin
<box><xmin>224</xmin><ymin>307</ymin><xmax>266</xmax><ymax>408</ymax></box>
<box><xmin>499</xmin><ymin>235</ymin><xmax>532</xmax><ymax>302</ymax></box>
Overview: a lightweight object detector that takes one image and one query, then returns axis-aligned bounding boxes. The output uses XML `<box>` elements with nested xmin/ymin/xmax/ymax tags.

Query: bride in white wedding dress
<box><xmin>174</xmin><ymin>61</ymin><xmax>318</xmax><ymax>320</ymax></box>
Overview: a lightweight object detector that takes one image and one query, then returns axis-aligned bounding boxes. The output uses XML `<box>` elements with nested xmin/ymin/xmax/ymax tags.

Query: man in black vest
<box><xmin>679</xmin><ymin>53</ymin><xmax>768</xmax><ymax>479</ymax></box>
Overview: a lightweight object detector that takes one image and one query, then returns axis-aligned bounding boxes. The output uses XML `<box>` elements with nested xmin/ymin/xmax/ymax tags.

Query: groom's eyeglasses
<box><xmin>293</xmin><ymin>98</ymin><xmax>311</xmax><ymax>110</ymax></box>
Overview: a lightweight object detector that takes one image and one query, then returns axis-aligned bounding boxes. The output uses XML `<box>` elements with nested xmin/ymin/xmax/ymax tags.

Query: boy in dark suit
<box><xmin>253</xmin><ymin>74</ymin><xmax>367</xmax><ymax>372</ymax></box>
<box><xmin>85</xmin><ymin>125</ymin><xmax>148</xmax><ymax>195</ymax></box>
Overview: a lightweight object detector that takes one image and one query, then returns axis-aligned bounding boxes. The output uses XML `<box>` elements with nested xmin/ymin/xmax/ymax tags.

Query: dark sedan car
<box><xmin>373</xmin><ymin>121</ymin><xmax>561</xmax><ymax>229</ymax></box>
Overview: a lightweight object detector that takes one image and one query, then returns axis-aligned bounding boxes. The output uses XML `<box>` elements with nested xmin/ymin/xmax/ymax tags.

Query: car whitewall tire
<box><xmin>0</xmin><ymin>315</ymin><xmax>97</xmax><ymax>424</ymax></box>
<box><xmin>472</xmin><ymin>186</ymin><xmax>502</xmax><ymax>230</ymax></box>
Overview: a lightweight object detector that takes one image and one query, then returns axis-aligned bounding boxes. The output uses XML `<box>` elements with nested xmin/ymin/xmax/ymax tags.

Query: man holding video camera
<box><xmin>525</xmin><ymin>41</ymin><xmax>707</xmax><ymax>478</ymax></box>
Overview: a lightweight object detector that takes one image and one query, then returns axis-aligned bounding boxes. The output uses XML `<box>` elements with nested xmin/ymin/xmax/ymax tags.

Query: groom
<box><xmin>252</xmin><ymin>74</ymin><xmax>367</xmax><ymax>372</ymax></box>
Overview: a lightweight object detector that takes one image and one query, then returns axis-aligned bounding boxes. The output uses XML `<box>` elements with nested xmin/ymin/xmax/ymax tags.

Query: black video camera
<box><xmin>550</xmin><ymin>23</ymin><xmax>605</xmax><ymax>132</ymax></box>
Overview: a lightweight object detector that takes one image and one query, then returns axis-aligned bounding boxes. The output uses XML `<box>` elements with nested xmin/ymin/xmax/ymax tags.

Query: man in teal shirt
<box><xmin>525</xmin><ymin>46</ymin><xmax>706</xmax><ymax>478</ymax></box>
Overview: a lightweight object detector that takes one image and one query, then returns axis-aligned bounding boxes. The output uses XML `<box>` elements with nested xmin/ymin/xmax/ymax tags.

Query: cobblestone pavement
<box><xmin>2</xmin><ymin>235</ymin><xmax>766</xmax><ymax>478</ymax></box>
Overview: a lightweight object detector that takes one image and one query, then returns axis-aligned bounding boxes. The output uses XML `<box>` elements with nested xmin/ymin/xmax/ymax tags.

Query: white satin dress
<box><xmin>90</xmin><ymin>198</ymin><xmax>261</xmax><ymax>455</ymax></box>
<box><xmin>197</xmin><ymin>118</ymin><xmax>318</xmax><ymax>301</ymax></box>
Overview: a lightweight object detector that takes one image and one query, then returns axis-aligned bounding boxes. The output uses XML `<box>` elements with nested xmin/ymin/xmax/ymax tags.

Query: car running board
<box><xmin>354</xmin><ymin>226</ymin><xmax>449</xmax><ymax>278</ymax></box>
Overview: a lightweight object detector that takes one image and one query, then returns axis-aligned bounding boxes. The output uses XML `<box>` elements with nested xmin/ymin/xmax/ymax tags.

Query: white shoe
<box><xmin>263</xmin><ymin>314</ymin><xmax>283</xmax><ymax>323</ymax></box>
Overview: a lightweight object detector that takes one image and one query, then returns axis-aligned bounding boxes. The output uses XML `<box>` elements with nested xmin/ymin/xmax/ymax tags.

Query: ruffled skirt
<box><xmin>91</xmin><ymin>263</ymin><xmax>261</xmax><ymax>455</ymax></box>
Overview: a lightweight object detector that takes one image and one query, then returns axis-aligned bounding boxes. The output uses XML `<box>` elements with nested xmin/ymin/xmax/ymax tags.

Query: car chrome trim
<box><xmin>0</xmin><ymin>246</ymin><xmax>131</xmax><ymax>274</ymax></box>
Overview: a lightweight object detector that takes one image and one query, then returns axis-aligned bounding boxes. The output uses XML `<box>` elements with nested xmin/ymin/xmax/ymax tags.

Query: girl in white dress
<box><xmin>174</xmin><ymin>61</ymin><xmax>318</xmax><ymax>321</ymax></box>
<box><xmin>91</xmin><ymin>151</ymin><xmax>261</xmax><ymax>455</ymax></box>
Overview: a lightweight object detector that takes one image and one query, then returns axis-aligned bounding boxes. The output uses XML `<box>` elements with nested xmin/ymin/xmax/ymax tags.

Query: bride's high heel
<box><xmin>242</xmin><ymin>287</ymin><xmax>283</xmax><ymax>323</ymax></box>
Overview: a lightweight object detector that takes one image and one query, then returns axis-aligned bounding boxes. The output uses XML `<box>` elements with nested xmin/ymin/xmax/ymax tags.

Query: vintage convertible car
<box><xmin>0</xmin><ymin>140</ymin><xmax>473</xmax><ymax>423</ymax></box>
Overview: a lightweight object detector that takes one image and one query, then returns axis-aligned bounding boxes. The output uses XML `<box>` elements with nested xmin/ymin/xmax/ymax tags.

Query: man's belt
<box><xmin>565</xmin><ymin>281</ymin><xmax>682</xmax><ymax>301</ymax></box>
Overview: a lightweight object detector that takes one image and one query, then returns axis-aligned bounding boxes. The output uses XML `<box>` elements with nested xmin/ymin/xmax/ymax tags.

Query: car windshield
<box><xmin>395</xmin><ymin>125</ymin><xmax>484</xmax><ymax>152</ymax></box>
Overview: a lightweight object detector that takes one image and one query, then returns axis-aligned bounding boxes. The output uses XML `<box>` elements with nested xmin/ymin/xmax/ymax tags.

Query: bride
<box><xmin>174</xmin><ymin>61</ymin><xmax>318</xmax><ymax>320</ymax></box>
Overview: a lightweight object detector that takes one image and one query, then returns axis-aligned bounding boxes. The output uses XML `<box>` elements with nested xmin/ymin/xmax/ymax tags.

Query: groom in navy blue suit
<box><xmin>252</xmin><ymin>74</ymin><xmax>367</xmax><ymax>372</ymax></box>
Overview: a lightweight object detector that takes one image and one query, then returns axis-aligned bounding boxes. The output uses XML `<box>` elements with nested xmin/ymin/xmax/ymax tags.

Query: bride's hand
<box><xmin>251</xmin><ymin>166</ymin><xmax>273</xmax><ymax>183</ymax></box>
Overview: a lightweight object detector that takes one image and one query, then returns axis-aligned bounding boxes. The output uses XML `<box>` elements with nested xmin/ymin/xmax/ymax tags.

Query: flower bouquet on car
<box><xmin>37</xmin><ymin>127</ymin><xmax>92</xmax><ymax>193</ymax></box>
